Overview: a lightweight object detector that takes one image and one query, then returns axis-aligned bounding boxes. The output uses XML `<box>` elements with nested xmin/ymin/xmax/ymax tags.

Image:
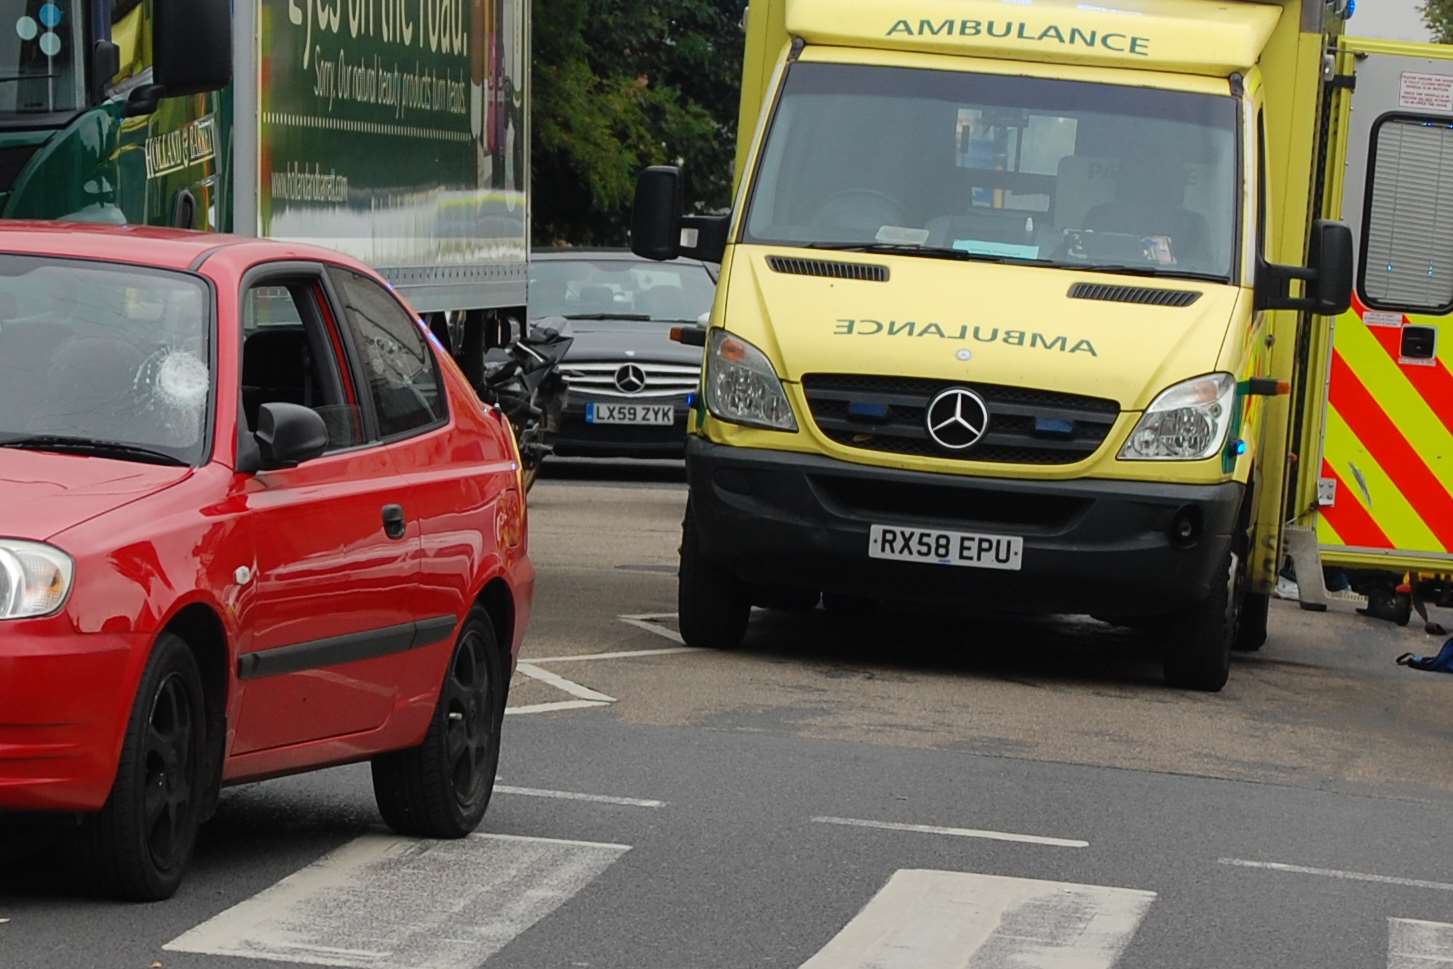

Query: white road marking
<box><xmin>1390</xmin><ymin>919</ymin><xmax>1453</xmax><ymax>967</ymax></box>
<box><xmin>799</xmin><ymin>869</ymin><xmax>1154</xmax><ymax>969</ymax></box>
<box><xmin>618</xmin><ymin>614</ymin><xmax>687</xmax><ymax>646</ymax></box>
<box><xmin>515</xmin><ymin>663</ymin><xmax>616</xmax><ymax>703</ymax></box>
<box><xmin>527</xmin><ymin>646</ymin><xmax>700</xmax><ymax>664</ymax></box>
<box><xmin>494</xmin><ymin>785</ymin><xmax>665</xmax><ymax>808</ymax></box>
<box><xmin>506</xmin><ymin>700</ymin><xmax>610</xmax><ymax>717</ymax></box>
<box><xmin>812</xmin><ymin>815</ymin><xmax>1089</xmax><ymax>849</ymax></box>
<box><xmin>165</xmin><ymin>833</ymin><xmax>629</xmax><ymax>969</ymax></box>
<box><xmin>1219</xmin><ymin>858</ymin><xmax>1453</xmax><ymax>893</ymax></box>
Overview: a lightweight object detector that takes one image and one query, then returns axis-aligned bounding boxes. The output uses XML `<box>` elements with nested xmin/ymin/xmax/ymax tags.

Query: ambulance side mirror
<box><xmin>631</xmin><ymin>166</ymin><xmax>730</xmax><ymax>265</ymax></box>
<box><xmin>1255</xmin><ymin>221</ymin><xmax>1354</xmax><ymax>316</ymax></box>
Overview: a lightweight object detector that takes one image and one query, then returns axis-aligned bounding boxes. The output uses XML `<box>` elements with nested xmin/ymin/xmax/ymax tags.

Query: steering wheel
<box><xmin>813</xmin><ymin>189</ymin><xmax>907</xmax><ymax>234</ymax></box>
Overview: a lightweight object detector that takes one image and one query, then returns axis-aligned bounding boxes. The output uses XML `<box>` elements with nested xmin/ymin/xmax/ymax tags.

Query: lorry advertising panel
<box><xmin>256</xmin><ymin>0</ymin><xmax>527</xmax><ymax>312</ymax></box>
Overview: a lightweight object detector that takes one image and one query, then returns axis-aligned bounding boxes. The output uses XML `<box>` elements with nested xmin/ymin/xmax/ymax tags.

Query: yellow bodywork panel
<box><xmin>784</xmin><ymin>0</ymin><xmax>1282</xmax><ymax>76</ymax></box>
<box><xmin>702</xmin><ymin>246</ymin><xmax>1258</xmax><ymax>487</ymax></box>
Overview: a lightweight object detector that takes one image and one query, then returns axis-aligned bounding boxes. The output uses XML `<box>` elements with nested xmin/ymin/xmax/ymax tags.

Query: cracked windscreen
<box><xmin>0</xmin><ymin>255</ymin><xmax>212</xmax><ymax>465</ymax></box>
<box><xmin>744</xmin><ymin>62</ymin><xmax>1240</xmax><ymax>282</ymax></box>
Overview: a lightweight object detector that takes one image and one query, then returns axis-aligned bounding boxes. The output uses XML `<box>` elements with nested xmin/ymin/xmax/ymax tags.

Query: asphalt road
<box><xmin>5</xmin><ymin>457</ymin><xmax>1453</xmax><ymax>969</ymax></box>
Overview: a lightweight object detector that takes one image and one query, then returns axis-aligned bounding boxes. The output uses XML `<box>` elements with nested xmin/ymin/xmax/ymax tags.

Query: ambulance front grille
<box><xmin>802</xmin><ymin>374</ymin><xmax>1120</xmax><ymax>466</ymax></box>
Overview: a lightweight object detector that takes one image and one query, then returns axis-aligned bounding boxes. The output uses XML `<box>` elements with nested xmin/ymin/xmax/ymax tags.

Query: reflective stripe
<box><xmin>1327</xmin><ymin>353</ymin><xmax>1453</xmax><ymax>552</ymax></box>
<box><xmin>1319</xmin><ymin>460</ymin><xmax>1395</xmax><ymax>550</ymax></box>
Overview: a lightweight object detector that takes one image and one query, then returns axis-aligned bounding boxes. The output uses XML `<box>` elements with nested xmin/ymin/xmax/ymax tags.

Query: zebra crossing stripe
<box><xmin>799</xmin><ymin>869</ymin><xmax>1155</xmax><ymax>969</ymax></box>
<box><xmin>1389</xmin><ymin>919</ymin><xmax>1453</xmax><ymax>968</ymax></box>
<box><xmin>164</xmin><ymin>833</ymin><xmax>628</xmax><ymax>969</ymax></box>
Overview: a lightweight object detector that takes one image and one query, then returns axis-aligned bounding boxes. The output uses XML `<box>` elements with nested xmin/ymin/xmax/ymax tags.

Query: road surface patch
<box><xmin>799</xmin><ymin>869</ymin><xmax>1153</xmax><ymax>969</ymax></box>
<box><xmin>164</xmin><ymin>833</ymin><xmax>628</xmax><ymax>968</ymax></box>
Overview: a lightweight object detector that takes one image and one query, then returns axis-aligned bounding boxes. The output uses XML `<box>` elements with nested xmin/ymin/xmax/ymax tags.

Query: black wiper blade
<box><xmin>563</xmin><ymin>313</ymin><xmax>653</xmax><ymax>321</ymax></box>
<box><xmin>807</xmin><ymin>242</ymin><xmax>1055</xmax><ymax>266</ymax></box>
<box><xmin>1076</xmin><ymin>264</ymin><xmax>1227</xmax><ymax>283</ymax></box>
<box><xmin>0</xmin><ymin>436</ymin><xmax>188</xmax><ymax>466</ymax></box>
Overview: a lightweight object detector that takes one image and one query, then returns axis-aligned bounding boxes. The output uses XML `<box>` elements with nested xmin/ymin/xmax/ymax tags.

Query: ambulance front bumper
<box><xmin>686</xmin><ymin>439</ymin><xmax>1244</xmax><ymax>616</ymax></box>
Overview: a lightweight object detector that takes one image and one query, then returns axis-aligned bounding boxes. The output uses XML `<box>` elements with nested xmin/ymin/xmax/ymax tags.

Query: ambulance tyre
<box><xmin>678</xmin><ymin>501</ymin><xmax>750</xmax><ymax>649</ymax></box>
<box><xmin>1162</xmin><ymin>546</ymin><xmax>1238</xmax><ymax>692</ymax></box>
<box><xmin>1234</xmin><ymin>592</ymin><xmax>1270</xmax><ymax>653</ymax></box>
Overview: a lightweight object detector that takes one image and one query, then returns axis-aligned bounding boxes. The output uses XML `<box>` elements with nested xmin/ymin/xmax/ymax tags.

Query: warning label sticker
<box><xmin>1399</xmin><ymin>72</ymin><xmax>1453</xmax><ymax>112</ymax></box>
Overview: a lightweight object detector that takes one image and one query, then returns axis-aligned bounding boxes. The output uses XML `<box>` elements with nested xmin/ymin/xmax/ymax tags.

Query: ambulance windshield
<box><xmin>744</xmin><ymin>63</ymin><xmax>1240</xmax><ymax>282</ymax></box>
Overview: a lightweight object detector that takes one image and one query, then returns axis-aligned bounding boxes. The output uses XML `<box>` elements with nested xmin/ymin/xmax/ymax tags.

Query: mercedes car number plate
<box><xmin>587</xmin><ymin>403</ymin><xmax>674</xmax><ymax>426</ymax></box>
<box><xmin>868</xmin><ymin>525</ymin><xmax>1024</xmax><ymax>571</ymax></box>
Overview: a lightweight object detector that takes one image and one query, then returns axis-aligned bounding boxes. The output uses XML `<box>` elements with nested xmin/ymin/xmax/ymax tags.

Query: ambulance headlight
<box><xmin>706</xmin><ymin>330</ymin><xmax>798</xmax><ymax>432</ymax></box>
<box><xmin>0</xmin><ymin>541</ymin><xmax>74</xmax><ymax>620</ymax></box>
<box><xmin>1120</xmin><ymin>373</ymin><xmax>1237</xmax><ymax>461</ymax></box>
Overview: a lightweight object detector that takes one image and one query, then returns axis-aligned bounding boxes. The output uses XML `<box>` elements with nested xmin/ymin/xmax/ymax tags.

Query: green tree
<box><xmin>1423</xmin><ymin>0</ymin><xmax>1453</xmax><ymax>42</ymax></box>
<box><xmin>532</xmin><ymin>0</ymin><xmax>745</xmax><ymax>246</ymax></box>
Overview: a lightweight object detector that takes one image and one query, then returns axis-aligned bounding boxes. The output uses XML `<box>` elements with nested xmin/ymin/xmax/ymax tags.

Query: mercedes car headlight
<box><xmin>0</xmin><ymin>541</ymin><xmax>74</xmax><ymax>619</ymax></box>
<box><xmin>1120</xmin><ymin>373</ymin><xmax>1237</xmax><ymax>461</ymax></box>
<box><xmin>706</xmin><ymin>330</ymin><xmax>798</xmax><ymax>432</ymax></box>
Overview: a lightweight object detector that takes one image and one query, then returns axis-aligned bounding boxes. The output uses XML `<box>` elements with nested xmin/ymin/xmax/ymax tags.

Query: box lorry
<box><xmin>631</xmin><ymin>0</ymin><xmax>1453</xmax><ymax>691</ymax></box>
<box><xmin>0</xmin><ymin>0</ymin><xmax>527</xmax><ymax>366</ymax></box>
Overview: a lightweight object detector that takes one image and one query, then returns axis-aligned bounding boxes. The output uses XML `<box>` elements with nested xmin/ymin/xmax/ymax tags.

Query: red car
<box><xmin>0</xmin><ymin>224</ymin><xmax>533</xmax><ymax>900</ymax></box>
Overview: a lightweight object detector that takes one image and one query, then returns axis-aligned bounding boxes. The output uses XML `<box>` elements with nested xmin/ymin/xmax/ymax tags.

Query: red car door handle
<box><xmin>381</xmin><ymin>504</ymin><xmax>407</xmax><ymax>541</ymax></box>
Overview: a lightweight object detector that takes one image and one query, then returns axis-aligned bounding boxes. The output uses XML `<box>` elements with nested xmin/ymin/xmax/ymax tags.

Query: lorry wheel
<box><xmin>88</xmin><ymin>633</ymin><xmax>208</xmax><ymax>902</ymax></box>
<box><xmin>678</xmin><ymin>502</ymin><xmax>750</xmax><ymax>648</ymax></box>
<box><xmin>372</xmin><ymin>609</ymin><xmax>504</xmax><ymax>839</ymax></box>
<box><xmin>1162</xmin><ymin>547</ymin><xmax>1239</xmax><ymax>692</ymax></box>
<box><xmin>1234</xmin><ymin>593</ymin><xmax>1270</xmax><ymax>653</ymax></box>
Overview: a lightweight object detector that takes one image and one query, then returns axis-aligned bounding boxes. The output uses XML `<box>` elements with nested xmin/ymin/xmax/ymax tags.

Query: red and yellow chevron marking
<box><xmin>1317</xmin><ymin>293</ymin><xmax>1453</xmax><ymax>560</ymax></box>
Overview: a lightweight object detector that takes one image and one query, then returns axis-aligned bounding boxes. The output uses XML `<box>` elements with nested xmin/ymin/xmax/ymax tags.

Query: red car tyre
<box><xmin>371</xmin><ymin>608</ymin><xmax>506</xmax><ymax>838</ymax></box>
<box><xmin>87</xmin><ymin>633</ymin><xmax>208</xmax><ymax>902</ymax></box>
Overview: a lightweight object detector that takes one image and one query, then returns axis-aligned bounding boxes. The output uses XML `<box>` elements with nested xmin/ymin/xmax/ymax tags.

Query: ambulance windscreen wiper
<box><xmin>808</xmin><ymin>242</ymin><xmax>1055</xmax><ymax>266</ymax></box>
<box><xmin>1074</xmin><ymin>263</ymin><xmax>1229</xmax><ymax>284</ymax></box>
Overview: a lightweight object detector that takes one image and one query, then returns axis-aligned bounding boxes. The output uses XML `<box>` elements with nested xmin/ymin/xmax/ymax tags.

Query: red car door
<box><xmin>231</xmin><ymin>267</ymin><xmax>424</xmax><ymax>755</ymax></box>
<box><xmin>324</xmin><ymin>268</ymin><xmax>487</xmax><ymax>631</ymax></box>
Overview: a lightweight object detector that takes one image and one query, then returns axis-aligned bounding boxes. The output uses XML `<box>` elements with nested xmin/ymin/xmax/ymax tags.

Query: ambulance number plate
<box><xmin>867</xmin><ymin>525</ymin><xmax>1023</xmax><ymax>572</ymax></box>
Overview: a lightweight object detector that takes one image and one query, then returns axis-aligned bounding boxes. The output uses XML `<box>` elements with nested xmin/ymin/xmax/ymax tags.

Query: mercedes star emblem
<box><xmin>615</xmin><ymin>363</ymin><xmax>647</xmax><ymax>394</ymax></box>
<box><xmin>925</xmin><ymin>387</ymin><xmax>990</xmax><ymax>451</ymax></box>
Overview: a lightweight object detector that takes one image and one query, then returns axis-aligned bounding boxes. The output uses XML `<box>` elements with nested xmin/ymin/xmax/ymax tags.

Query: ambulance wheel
<box><xmin>678</xmin><ymin>501</ymin><xmax>749</xmax><ymax>649</ymax></box>
<box><xmin>754</xmin><ymin>587</ymin><xmax>821</xmax><ymax>613</ymax></box>
<box><xmin>1163</xmin><ymin>547</ymin><xmax>1238</xmax><ymax>692</ymax></box>
<box><xmin>823</xmin><ymin>593</ymin><xmax>876</xmax><ymax>616</ymax></box>
<box><xmin>1234</xmin><ymin>593</ymin><xmax>1270</xmax><ymax>653</ymax></box>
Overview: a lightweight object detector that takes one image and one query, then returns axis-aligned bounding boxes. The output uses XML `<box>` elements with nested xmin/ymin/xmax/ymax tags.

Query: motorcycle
<box><xmin>479</xmin><ymin>319</ymin><xmax>573</xmax><ymax>492</ymax></box>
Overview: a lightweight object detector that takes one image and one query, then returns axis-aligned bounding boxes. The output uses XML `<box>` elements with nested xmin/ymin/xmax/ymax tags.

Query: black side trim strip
<box><xmin>239</xmin><ymin>616</ymin><xmax>459</xmax><ymax>681</ymax></box>
<box><xmin>414</xmin><ymin>616</ymin><xmax>458</xmax><ymax>648</ymax></box>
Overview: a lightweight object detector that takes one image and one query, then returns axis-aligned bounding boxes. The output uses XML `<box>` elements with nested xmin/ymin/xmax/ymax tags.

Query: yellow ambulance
<box><xmin>629</xmin><ymin>0</ymin><xmax>1453</xmax><ymax>691</ymax></box>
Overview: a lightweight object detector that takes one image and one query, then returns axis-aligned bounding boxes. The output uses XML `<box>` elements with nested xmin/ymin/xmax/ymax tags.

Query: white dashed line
<box><xmin>799</xmin><ymin>870</ymin><xmax>1153</xmax><ymax>969</ymax></box>
<box><xmin>515</xmin><ymin>663</ymin><xmax>615</xmax><ymax>703</ymax></box>
<box><xmin>506</xmin><ymin>700</ymin><xmax>609</xmax><ymax>717</ymax></box>
<box><xmin>618</xmin><ymin>614</ymin><xmax>687</xmax><ymax>646</ymax></box>
<box><xmin>1389</xmin><ymin>919</ymin><xmax>1453</xmax><ymax>968</ymax></box>
<box><xmin>1219</xmin><ymin>858</ymin><xmax>1453</xmax><ymax>893</ymax></box>
<box><xmin>495</xmin><ymin>785</ymin><xmax>666</xmax><ymax>808</ymax></box>
<box><xmin>812</xmin><ymin>815</ymin><xmax>1089</xmax><ymax>849</ymax></box>
<box><xmin>165</xmin><ymin>834</ymin><xmax>629</xmax><ymax>968</ymax></box>
<box><xmin>527</xmin><ymin>646</ymin><xmax>700</xmax><ymax>664</ymax></box>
